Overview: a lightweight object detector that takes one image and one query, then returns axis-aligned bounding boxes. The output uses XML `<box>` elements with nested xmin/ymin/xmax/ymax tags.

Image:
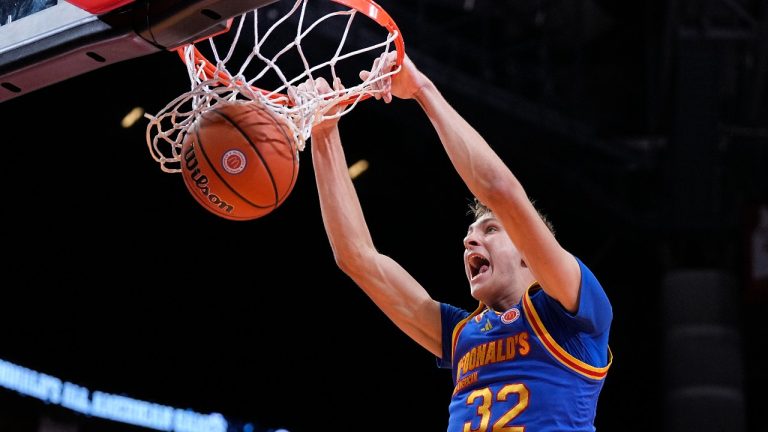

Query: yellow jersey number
<box><xmin>463</xmin><ymin>384</ymin><xmax>530</xmax><ymax>432</ymax></box>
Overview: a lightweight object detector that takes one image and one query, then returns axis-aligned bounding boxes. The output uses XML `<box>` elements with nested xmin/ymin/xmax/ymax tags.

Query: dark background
<box><xmin>1</xmin><ymin>0</ymin><xmax>767</xmax><ymax>431</ymax></box>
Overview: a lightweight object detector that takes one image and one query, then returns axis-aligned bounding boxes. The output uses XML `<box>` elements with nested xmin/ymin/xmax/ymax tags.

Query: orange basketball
<box><xmin>180</xmin><ymin>102</ymin><xmax>299</xmax><ymax>221</ymax></box>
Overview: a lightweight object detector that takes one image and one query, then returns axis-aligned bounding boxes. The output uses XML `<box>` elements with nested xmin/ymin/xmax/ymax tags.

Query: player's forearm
<box><xmin>413</xmin><ymin>81</ymin><xmax>532</xmax><ymax>260</ymax></box>
<box><xmin>414</xmin><ymin>82</ymin><xmax>581</xmax><ymax>309</ymax></box>
<box><xmin>413</xmin><ymin>82</ymin><xmax>525</xmax><ymax>209</ymax></box>
<box><xmin>311</xmin><ymin>127</ymin><xmax>444</xmax><ymax>347</ymax></box>
<box><xmin>311</xmin><ymin>127</ymin><xmax>377</xmax><ymax>266</ymax></box>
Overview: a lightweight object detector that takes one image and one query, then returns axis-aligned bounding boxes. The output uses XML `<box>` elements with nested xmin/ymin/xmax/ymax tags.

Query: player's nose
<box><xmin>463</xmin><ymin>232</ymin><xmax>480</xmax><ymax>249</ymax></box>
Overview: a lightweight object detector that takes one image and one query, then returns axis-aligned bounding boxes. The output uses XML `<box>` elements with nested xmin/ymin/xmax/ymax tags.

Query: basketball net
<box><xmin>145</xmin><ymin>0</ymin><xmax>404</xmax><ymax>173</ymax></box>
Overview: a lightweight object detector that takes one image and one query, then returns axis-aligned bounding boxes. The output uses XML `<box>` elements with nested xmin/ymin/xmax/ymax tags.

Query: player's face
<box><xmin>463</xmin><ymin>214</ymin><xmax>527</xmax><ymax>303</ymax></box>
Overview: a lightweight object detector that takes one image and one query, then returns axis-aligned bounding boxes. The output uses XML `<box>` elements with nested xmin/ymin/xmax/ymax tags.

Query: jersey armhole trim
<box><xmin>522</xmin><ymin>287</ymin><xmax>612</xmax><ymax>380</ymax></box>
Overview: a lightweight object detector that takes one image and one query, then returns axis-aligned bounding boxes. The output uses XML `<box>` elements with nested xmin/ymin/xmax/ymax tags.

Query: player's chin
<box><xmin>468</xmin><ymin>279</ymin><xmax>488</xmax><ymax>300</ymax></box>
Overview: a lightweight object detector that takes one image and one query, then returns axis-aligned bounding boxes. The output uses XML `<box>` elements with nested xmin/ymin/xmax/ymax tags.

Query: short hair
<box><xmin>468</xmin><ymin>197</ymin><xmax>556</xmax><ymax>236</ymax></box>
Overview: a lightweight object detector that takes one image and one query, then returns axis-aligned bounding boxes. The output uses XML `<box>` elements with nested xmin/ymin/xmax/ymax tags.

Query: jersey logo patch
<box><xmin>480</xmin><ymin>318</ymin><xmax>493</xmax><ymax>332</ymax></box>
<box><xmin>500</xmin><ymin>308</ymin><xmax>520</xmax><ymax>324</ymax></box>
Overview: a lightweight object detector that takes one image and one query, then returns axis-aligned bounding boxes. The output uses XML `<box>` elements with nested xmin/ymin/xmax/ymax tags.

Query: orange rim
<box><xmin>175</xmin><ymin>0</ymin><xmax>405</xmax><ymax>107</ymax></box>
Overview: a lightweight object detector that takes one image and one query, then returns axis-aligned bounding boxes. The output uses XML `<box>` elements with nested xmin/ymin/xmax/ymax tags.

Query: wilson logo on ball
<box><xmin>222</xmin><ymin>149</ymin><xmax>247</xmax><ymax>174</ymax></box>
<box><xmin>182</xmin><ymin>145</ymin><xmax>235</xmax><ymax>214</ymax></box>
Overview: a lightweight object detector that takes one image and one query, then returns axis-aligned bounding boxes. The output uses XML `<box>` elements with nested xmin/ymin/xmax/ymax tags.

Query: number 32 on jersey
<box><xmin>463</xmin><ymin>384</ymin><xmax>529</xmax><ymax>432</ymax></box>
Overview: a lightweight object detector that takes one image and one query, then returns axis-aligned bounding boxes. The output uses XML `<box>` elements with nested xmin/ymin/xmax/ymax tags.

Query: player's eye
<box><xmin>485</xmin><ymin>226</ymin><xmax>498</xmax><ymax>234</ymax></box>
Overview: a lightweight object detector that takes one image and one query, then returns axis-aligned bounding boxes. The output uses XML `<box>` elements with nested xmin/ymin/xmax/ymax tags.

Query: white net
<box><xmin>145</xmin><ymin>0</ymin><xmax>402</xmax><ymax>174</ymax></box>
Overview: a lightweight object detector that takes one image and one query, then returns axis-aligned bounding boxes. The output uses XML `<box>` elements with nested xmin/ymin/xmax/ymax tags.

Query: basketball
<box><xmin>180</xmin><ymin>102</ymin><xmax>299</xmax><ymax>221</ymax></box>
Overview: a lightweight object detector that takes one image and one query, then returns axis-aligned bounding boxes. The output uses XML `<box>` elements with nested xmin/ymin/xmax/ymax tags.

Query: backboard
<box><xmin>1</xmin><ymin>0</ymin><xmax>59</xmax><ymax>25</ymax></box>
<box><xmin>0</xmin><ymin>0</ymin><xmax>279</xmax><ymax>102</ymax></box>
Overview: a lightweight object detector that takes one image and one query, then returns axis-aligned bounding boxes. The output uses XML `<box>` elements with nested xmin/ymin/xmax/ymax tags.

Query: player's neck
<box><xmin>484</xmin><ymin>289</ymin><xmax>525</xmax><ymax>312</ymax></box>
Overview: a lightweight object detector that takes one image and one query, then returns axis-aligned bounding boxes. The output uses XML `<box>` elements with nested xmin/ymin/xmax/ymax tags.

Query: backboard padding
<box><xmin>0</xmin><ymin>0</ymin><xmax>280</xmax><ymax>102</ymax></box>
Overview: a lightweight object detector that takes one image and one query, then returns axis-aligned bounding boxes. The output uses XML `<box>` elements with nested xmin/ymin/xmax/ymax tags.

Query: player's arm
<box><xmin>379</xmin><ymin>55</ymin><xmax>581</xmax><ymax>312</ymax></box>
<box><xmin>309</xmin><ymin>79</ymin><xmax>442</xmax><ymax>357</ymax></box>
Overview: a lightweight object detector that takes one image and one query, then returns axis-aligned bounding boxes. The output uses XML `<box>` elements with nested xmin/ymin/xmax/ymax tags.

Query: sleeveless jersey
<box><xmin>439</xmin><ymin>257</ymin><xmax>613</xmax><ymax>432</ymax></box>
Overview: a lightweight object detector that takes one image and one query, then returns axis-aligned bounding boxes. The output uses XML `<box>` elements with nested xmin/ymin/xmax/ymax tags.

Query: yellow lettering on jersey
<box><xmin>494</xmin><ymin>339</ymin><xmax>506</xmax><ymax>363</ymax></box>
<box><xmin>455</xmin><ymin>332</ymin><xmax>532</xmax><ymax>379</ymax></box>
<box><xmin>453</xmin><ymin>371</ymin><xmax>479</xmax><ymax>395</ymax></box>
<box><xmin>484</xmin><ymin>341</ymin><xmax>496</xmax><ymax>365</ymax></box>
<box><xmin>518</xmin><ymin>332</ymin><xmax>530</xmax><ymax>355</ymax></box>
<box><xmin>506</xmin><ymin>336</ymin><xmax>516</xmax><ymax>360</ymax></box>
<box><xmin>477</xmin><ymin>344</ymin><xmax>487</xmax><ymax>367</ymax></box>
<box><xmin>468</xmin><ymin>347</ymin><xmax>478</xmax><ymax>371</ymax></box>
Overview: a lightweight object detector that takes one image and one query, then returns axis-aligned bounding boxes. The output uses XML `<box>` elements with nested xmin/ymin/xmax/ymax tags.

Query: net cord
<box><xmin>145</xmin><ymin>0</ymin><xmax>400</xmax><ymax>174</ymax></box>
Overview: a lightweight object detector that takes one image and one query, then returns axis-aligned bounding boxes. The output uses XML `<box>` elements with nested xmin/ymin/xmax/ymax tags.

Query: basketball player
<box><xmin>307</xmin><ymin>53</ymin><xmax>613</xmax><ymax>431</ymax></box>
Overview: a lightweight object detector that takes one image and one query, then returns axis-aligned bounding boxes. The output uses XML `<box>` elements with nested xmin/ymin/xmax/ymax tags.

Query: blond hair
<box><xmin>468</xmin><ymin>197</ymin><xmax>556</xmax><ymax>236</ymax></box>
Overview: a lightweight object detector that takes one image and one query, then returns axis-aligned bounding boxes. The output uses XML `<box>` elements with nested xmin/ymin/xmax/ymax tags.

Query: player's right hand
<box><xmin>288</xmin><ymin>76</ymin><xmax>344</xmax><ymax>135</ymax></box>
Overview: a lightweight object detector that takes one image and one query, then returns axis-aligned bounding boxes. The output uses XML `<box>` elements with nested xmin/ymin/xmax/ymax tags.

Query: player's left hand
<box><xmin>360</xmin><ymin>52</ymin><xmax>429</xmax><ymax>102</ymax></box>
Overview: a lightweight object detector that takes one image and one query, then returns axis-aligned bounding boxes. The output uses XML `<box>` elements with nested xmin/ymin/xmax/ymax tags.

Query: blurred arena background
<box><xmin>1</xmin><ymin>0</ymin><xmax>766</xmax><ymax>431</ymax></box>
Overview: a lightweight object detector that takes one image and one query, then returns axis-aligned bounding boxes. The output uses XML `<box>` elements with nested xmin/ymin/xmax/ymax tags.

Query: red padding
<box><xmin>66</xmin><ymin>0</ymin><xmax>136</xmax><ymax>15</ymax></box>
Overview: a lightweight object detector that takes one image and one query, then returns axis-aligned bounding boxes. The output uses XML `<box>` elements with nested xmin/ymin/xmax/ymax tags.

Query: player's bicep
<box><xmin>529</xmin><ymin>246</ymin><xmax>582</xmax><ymax>312</ymax></box>
<box><xmin>493</xmin><ymin>193</ymin><xmax>582</xmax><ymax>312</ymax></box>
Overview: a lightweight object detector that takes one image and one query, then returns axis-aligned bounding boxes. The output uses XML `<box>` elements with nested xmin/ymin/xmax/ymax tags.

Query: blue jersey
<box><xmin>439</xmin><ymin>257</ymin><xmax>612</xmax><ymax>432</ymax></box>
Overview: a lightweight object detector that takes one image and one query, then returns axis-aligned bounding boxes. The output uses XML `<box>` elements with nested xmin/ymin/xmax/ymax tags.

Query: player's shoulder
<box><xmin>441</xmin><ymin>302</ymin><xmax>472</xmax><ymax>322</ymax></box>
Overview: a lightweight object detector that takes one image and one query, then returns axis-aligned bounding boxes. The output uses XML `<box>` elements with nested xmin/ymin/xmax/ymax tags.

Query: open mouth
<box><xmin>468</xmin><ymin>253</ymin><xmax>490</xmax><ymax>280</ymax></box>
